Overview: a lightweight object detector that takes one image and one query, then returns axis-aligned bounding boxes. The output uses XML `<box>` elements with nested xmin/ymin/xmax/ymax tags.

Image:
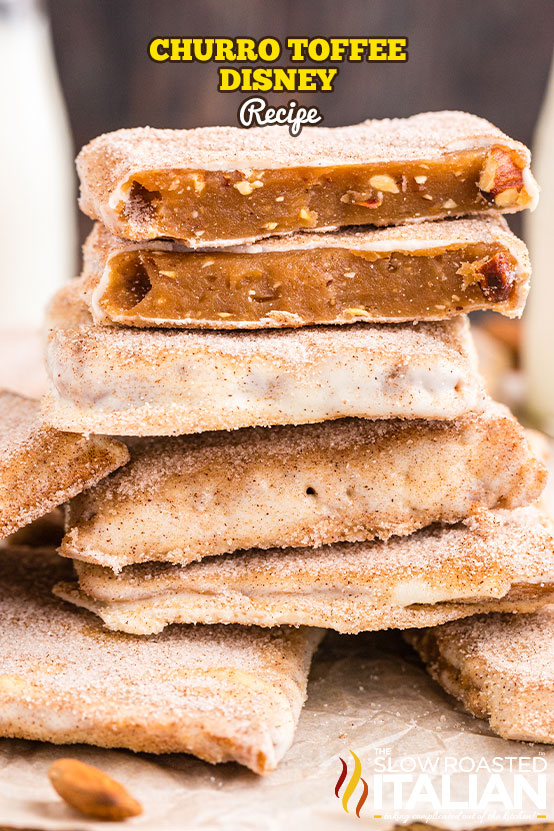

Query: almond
<box><xmin>48</xmin><ymin>758</ymin><xmax>142</xmax><ymax>821</ymax></box>
<box><xmin>494</xmin><ymin>187</ymin><xmax>519</xmax><ymax>208</ymax></box>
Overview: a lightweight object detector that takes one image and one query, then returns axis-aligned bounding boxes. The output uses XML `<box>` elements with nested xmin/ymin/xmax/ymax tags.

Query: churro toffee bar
<box><xmin>77</xmin><ymin>112</ymin><xmax>538</xmax><ymax>247</ymax></box>
<box><xmin>0</xmin><ymin>546</ymin><xmax>321</xmax><ymax>774</ymax></box>
<box><xmin>43</xmin><ymin>283</ymin><xmax>485</xmax><ymax>436</ymax></box>
<box><xmin>82</xmin><ymin>216</ymin><xmax>530</xmax><ymax>328</ymax></box>
<box><xmin>58</xmin><ymin>402</ymin><xmax>545</xmax><ymax>571</ymax></box>
<box><xmin>58</xmin><ymin>505</ymin><xmax>554</xmax><ymax>636</ymax></box>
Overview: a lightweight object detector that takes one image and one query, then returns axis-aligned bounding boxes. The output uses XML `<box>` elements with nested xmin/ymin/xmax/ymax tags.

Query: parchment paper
<box><xmin>1</xmin><ymin>630</ymin><xmax>553</xmax><ymax>831</ymax></box>
<box><xmin>0</xmin><ymin>333</ymin><xmax>553</xmax><ymax>830</ymax></box>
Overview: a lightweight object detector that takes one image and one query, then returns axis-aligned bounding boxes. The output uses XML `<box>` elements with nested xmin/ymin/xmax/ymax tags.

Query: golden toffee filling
<box><xmin>95</xmin><ymin>242</ymin><xmax>520</xmax><ymax>327</ymax></box>
<box><xmin>119</xmin><ymin>146</ymin><xmax>533</xmax><ymax>244</ymax></box>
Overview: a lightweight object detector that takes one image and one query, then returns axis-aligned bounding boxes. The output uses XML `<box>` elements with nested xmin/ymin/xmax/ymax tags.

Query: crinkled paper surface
<box><xmin>1</xmin><ymin>627</ymin><xmax>554</xmax><ymax>831</ymax></box>
<box><xmin>0</xmin><ymin>336</ymin><xmax>553</xmax><ymax>830</ymax></box>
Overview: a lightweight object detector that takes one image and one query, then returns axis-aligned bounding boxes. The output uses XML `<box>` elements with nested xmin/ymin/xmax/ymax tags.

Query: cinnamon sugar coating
<box><xmin>0</xmin><ymin>390</ymin><xmax>129</xmax><ymax>537</ymax></box>
<box><xmin>77</xmin><ymin>112</ymin><xmax>538</xmax><ymax>246</ymax></box>
<box><xmin>0</xmin><ymin>546</ymin><xmax>321</xmax><ymax>773</ymax></box>
<box><xmin>57</xmin><ymin>505</ymin><xmax>554</xmax><ymax>635</ymax></box>
<box><xmin>42</xmin><ymin>283</ymin><xmax>486</xmax><ymax>436</ymax></box>
<box><xmin>406</xmin><ymin>603</ymin><xmax>554</xmax><ymax>744</ymax></box>
<box><xmin>58</xmin><ymin>401</ymin><xmax>546</xmax><ymax>572</ymax></box>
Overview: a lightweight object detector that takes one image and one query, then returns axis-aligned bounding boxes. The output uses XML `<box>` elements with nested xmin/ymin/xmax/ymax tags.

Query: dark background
<box><xmin>47</xmin><ymin>0</ymin><xmax>554</xmax><ymax>242</ymax></box>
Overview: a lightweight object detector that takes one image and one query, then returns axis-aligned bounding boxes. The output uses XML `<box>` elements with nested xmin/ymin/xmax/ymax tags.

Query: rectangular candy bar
<box><xmin>0</xmin><ymin>547</ymin><xmax>321</xmax><ymax>773</ymax></box>
<box><xmin>83</xmin><ymin>216</ymin><xmax>530</xmax><ymax>328</ymax></box>
<box><xmin>77</xmin><ymin>112</ymin><xmax>538</xmax><ymax>247</ymax></box>
<box><xmin>405</xmin><ymin>602</ymin><xmax>554</xmax><ymax>744</ymax></box>
<box><xmin>58</xmin><ymin>401</ymin><xmax>546</xmax><ymax>572</ymax></box>
<box><xmin>42</xmin><ymin>283</ymin><xmax>486</xmax><ymax>436</ymax></box>
<box><xmin>57</xmin><ymin>505</ymin><xmax>554</xmax><ymax>635</ymax></box>
<box><xmin>0</xmin><ymin>390</ymin><xmax>129</xmax><ymax>537</ymax></box>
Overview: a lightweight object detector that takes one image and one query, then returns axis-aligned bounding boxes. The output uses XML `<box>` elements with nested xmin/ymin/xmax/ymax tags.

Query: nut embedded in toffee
<box><xmin>77</xmin><ymin>112</ymin><xmax>539</xmax><ymax>246</ymax></box>
<box><xmin>82</xmin><ymin>217</ymin><xmax>531</xmax><ymax>329</ymax></box>
<box><xmin>475</xmin><ymin>253</ymin><xmax>517</xmax><ymax>302</ymax></box>
<box><xmin>478</xmin><ymin>146</ymin><xmax>528</xmax><ymax>207</ymax></box>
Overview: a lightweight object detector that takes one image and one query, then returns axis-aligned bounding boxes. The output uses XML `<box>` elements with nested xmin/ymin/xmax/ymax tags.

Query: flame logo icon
<box><xmin>335</xmin><ymin>749</ymin><xmax>368</xmax><ymax>818</ymax></box>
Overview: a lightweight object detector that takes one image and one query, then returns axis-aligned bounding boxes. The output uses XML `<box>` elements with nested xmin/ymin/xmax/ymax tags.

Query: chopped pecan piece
<box><xmin>369</xmin><ymin>174</ymin><xmax>399</xmax><ymax>193</ymax></box>
<box><xmin>479</xmin><ymin>146</ymin><xmax>525</xmax><ymax>204</ymax></box>
<box><xmin>475</xmin><ymin>253</ymin><xmax>516</xmax><ymax>302</ymax></box>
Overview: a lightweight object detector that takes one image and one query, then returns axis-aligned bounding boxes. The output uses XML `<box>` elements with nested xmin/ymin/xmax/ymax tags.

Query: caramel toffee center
<box><xmin>119</xmin><ymin>148</ymin><xmax>532</xmax><ymax>244</ymax></box>
<box><xmin>97</xmin><ymin>242</ymin><xmax>520</xmax><ymax>327</ymax></box>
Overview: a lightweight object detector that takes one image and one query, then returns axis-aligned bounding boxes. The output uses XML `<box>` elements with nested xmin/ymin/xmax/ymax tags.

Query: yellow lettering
<box><xmin>318</xmin><ymin>67</ymin><xmax>338</xmax><ymax>91</ymax></box>
<box><xmin>388</xmin><ymin>37</ymin><xmax>408</xmax><ymax>61</ymax></box>
<box><xmin>348</xmin><ymin>38</ymin><xmax>368</xmax><ymax>61</ymax></box>
<box><xmin>367</xmin><ymin>38</ymin><xmax>388</xmax><ymax>61</ymax></box>
<box><xmin>192</xmin><ymin>37</ymin><xmax>213</xmax><ymax>62</ymax></box>
<box><xmin>218</xmin><ymin>68</ymin><xmax>242</xmax><ymax>91</ymax></box>
<box><xmin>295</xmin><ymin>69</ymin><xmax>311</xmax><ymax>92</ymax></box>
<box><xmin>252</xmin><ymin>68</ymin><xmax>274</xmax><ymax>92</ymax></box>
<box><xmin>214</xmin><ymin>38</ymin><xmax>236</xmax><ymax>61</ymax></box>
<box><xmin>167</xmin><ymin>38</ymin><xmax>193</xmax><ymax>61</ymax></box>
<box><xmin>307</xmin><ymin>38</ymin><xmax>330</xmax><ymax>61</ymax></box>
<box><xmin>235</xmin><ymin>38</ymin><xmax>258</xmax><ymax>62</ymax></box>
<box><xmin>329</xmin><ymin>38</ymin><xmax>350</xmax><ymax>61</ymax></box>
<box><xmin>272</xmin><ymin>68</ymin><xmax>297</xmax><ymax>92</ymax></box>
<box><xmin>287</xmin><ymin>37</ymin><xmax>308</xmax><ymax>62</ymax></box>
<box><xmin>149</xmin><ymin>38</ymin><xmax>169</xmax><ymax>62</ymax></box>
<box><xmin>258</xmin><ymin>37</ymin><xmax>281</xmax><ymax>61</ymax></box>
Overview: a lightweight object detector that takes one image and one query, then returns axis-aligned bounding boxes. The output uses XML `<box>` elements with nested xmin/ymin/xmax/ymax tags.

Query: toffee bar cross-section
<box><xmin>43</xmin><ymin>283</ymin><xmax>485</xmax><ymax>436</ymax></box>
<box><xmin>0</xmin><ymin>390</ymin><xmax>129</xmax><ymax>537</ymax></box>
<box><xmin>83</xmin><ymin>216</ymin><xmax>530</xmax><ymax>329</ymax></box>
<box><xmin>58</xmin><ymin>402</ymin><xmax>546</xmax><ymax>572</ymax></box>
<box><xmin>77</xmin><ymin>112</ymin><xmax>538</xmax><ymax>247</ymax></box>
<box><xmin>56</xmin><ymin>505</ymin><xmax>554</xmax><ymax>636</ymax></box>
<box><xmin>0</xmin><ymin>547</ymin><xmax>321</xmax><ymax>774</ymax></box>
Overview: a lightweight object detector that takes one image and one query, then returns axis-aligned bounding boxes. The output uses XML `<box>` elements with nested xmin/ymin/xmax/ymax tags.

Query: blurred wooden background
<box><xmin>47</xmin><ymin>0</ymin><xmax>554</xmax><ymax>243</ymax></box>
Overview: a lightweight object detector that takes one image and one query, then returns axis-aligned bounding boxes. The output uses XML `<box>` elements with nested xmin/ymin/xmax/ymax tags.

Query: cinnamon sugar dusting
<box><xmin>80</xmin><ymin>112</ymin><xmax>527</xmax><ymax>169</ymax></box>
<box><xmin>406</xmin><ymin>602</ymin><xmax>554</xmax><ymax>743</ymax></box>
<box><xmin>78</xmin><ymin>111</ymin><xmax>530</xmax><ymax>201</ymax></box>
<box><xmin>58</xmin><ymin>504</ymin><xmax>554</xmax><ymax>635</ymax></box>
<box><xmin>75</xmin><ymin>505</ymin><xmax>554</xmax><ymax>601</ymax></box>
<box><xmin>58</xmin><ymin>401</ymin><xmax>546</xmax><ymax>571</ymax></box>
<box><xmin>85</xmin><ymin>214</ymin><xmax>525</xmax><ymax>259</ymax></box>
<box><xmin>0</xmin><ymin>546</ymin><xmax>321</xmax><ymax>772</ymax></box>
<box><xmin>76</xmin><ymin>112</ymin><xmax>537</xmax><ymax>244</ymax></box>
<box><xmin>433</xmin><ymin>606</ymin><xmax>554</xmax><ymax>683</ymax></box>
<box><xmin>42</xmin><ymin>283</ymin><xmax>487</xmax><ymax>435</ymax></box>
<box><xmin>0</xmin><ymin>390</ymin><xmax>129</xmax><ymax>537</ymax></box>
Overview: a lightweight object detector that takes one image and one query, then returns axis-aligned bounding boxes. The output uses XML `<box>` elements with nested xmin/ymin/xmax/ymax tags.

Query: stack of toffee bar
<box><xmin>1</xmin><ymin>112</ymin><xmax>552</xmax><ymax>774</ymax></box>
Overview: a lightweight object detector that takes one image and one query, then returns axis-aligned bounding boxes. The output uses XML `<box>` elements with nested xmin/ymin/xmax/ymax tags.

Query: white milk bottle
<box><xmin>0</xmin><ymin>0</ymin><xmax>76</xmax><ymax>328</ymax></box>
<box><xmin>524</xmin><ymin>55</ymin><xmax>554</xmax><ymax>433</ymax></box>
